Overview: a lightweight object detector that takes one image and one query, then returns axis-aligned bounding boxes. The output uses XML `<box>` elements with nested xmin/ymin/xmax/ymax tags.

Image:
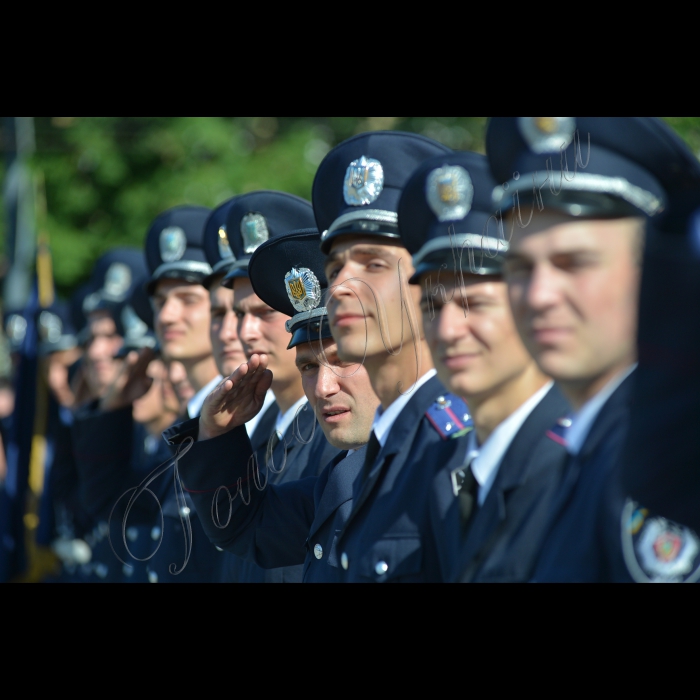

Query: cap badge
<box><xmin>285</xmin><ymin>267</ymin><xmax>322</xmax><ymax>313</ymax></box>
<box><xmin>6</xmin><ymin>314</ymin><xmax>27</xmax><ymax>345</ymax></box>
<box><xmin>104</xmin><ymin>263</ymin><xmax>132</xmax><ymax>300</ymax></box>
<box><xmin>344</xmin><ymin>156</ymin><xmax>384</xmax><ymax>207</ymax></box>
<box><xmin>217</xmin><ymin>225</ymin><xmax>235</xmax><ymax>261</ymax></box>
<box><xmin>426</xmin><ymin>166</ymin><xmax>474</xmax><ymax>222</ymax></box>
<box><xmin>38</xmin><ymin>311</ymin><xmax>62</xmax><ymax>344</ymax></box>
<box><xmin>122</xmin><ymin>305</ymin><xmax>148</xmax><ymax>341</ymax></box>
<box><xmin>160</xmin><ymin>227</ymin><xmax>187</xmax><ymax>263</ymax></box>
<box><xmin>241</xmin><ymin>213</ymin><xmax>270</xmax><ymax>254</ymax></box>
<box><xmin>518</xmin><ymin>117</ymin><xmax>576</xmax><ymax>154</ymax></box>
<box><xmin>622</xmin><ymin>500</ymin><xmax>700</xmax><ymax>583</ymax></box>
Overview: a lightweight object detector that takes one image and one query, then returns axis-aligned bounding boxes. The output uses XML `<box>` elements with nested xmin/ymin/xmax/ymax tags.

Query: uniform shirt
<box><xmin>275</xmin><ymin>395</ymin><xmax>309</xmax><ymax>440</ymax></box>
<box><xmin>187</xmin><ymin>375</ymin><xmax>223</xmax><ymax>420</ymax></box>
<box><xmin>566</xmin><ymin>366</ymin><xmax>637</xmax><ymax>456</ymax></box>
<box><xmin>467</xmin><ymin>381</ymin><xmax>554</xmax><ymax>506</ymax></box>
<box><xmin>246</xmin><ymin>390</ymin><xmax>276</xmax><ymax>438</ymax></box>
<box><xmin>372</xmin><ymin>369</ymin><xmax>437</xmax><ymax>447</ymax></box>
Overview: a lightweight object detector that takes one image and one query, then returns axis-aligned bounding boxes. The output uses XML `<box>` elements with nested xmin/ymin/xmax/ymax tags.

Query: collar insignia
<box><xmin>160</xmin><ymin>226</ymin><xmax>187</xmax><ymax>263</ymax></box>
<box><xmin>426</xmin><ymin>165</ymin><xmax>474</xmax><ymax>222</ymax></box>
<box><xmin>241</xmin><ymin>213</ymin><xmax>269</xmax><ymax>254</ymax></box>
<box><xmin>217</xmin><ymin>225</ymin><xmax>235</xmax><ymax>261</ymax></box>
<box><xmin>285</xmin><ymin>267</ymin><xmax>322</xmax><ymax>313</ymax></box>
<box><xmin>518</xmin><ymin>117</ymin><xmax>576</xmax><ymax>154</ymax></box>
<box><xmin>344</xmin><ymin>156</ymin><xmax>384</xmax><ymax>207</ymax></box>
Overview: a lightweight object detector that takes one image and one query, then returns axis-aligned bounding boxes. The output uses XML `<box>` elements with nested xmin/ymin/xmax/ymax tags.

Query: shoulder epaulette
<box><xmin>546</xmin><ymin>416</ymin><xmax>573</xmax><ymax>447</ymax></box>
<box><xmin>425</xmin><ymin>394</ymin><xmax>474</xmax><ymax>440</ymax></box>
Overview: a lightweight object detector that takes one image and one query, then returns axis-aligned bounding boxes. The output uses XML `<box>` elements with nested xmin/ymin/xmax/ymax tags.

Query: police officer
<box><xmin>168</xmin><ymin>229</ymin><xmax>380</xmax><ymax>582</ymax></box>
<box><xmin>314</xmin><ymin>131</ymin><xmax>472</xmax><ymax>582</ymax></box>
<box><xmin>398</xmin><ymin>150</ymin><xmax>570</xmax><ymax>582</ymax></box>
<box><xmin>165</xmin><ymin>192</ymin><xmax>337</xmax><ymax>583</ymax></box>
<box><xmin>489</xmin><ymin>116</ymin><xmax>700</xmax><ymax>582</ymax></box>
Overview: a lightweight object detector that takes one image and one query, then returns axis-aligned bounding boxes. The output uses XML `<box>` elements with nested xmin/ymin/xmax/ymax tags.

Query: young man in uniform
<box><xmin>314</xmin><ymin>131</ymin><xmax>472</xmax><ymax>582</ymax></box>
<box><xmin>489</xmin><ymin>116</ymin><xmax>700</xmax><ymax>582</ymax></box>
<box><xmin>165</xmin><ymin>192</ymin><xmax>337</xmax><ymax>583</ymax></box>
<box><xmin>398</xmin><ymin>150</ymin><xmax>570</xmax><ymax>582</ymax></box>
<box><xmin>168</xmin><ymin>230</ymin><xmax>379</xmax><ymax>582</ymax></box>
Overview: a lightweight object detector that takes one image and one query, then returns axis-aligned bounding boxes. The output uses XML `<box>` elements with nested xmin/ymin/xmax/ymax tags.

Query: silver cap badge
<box><xmin>426</xmin><ymin>166</ymin><xmax>474</xmax><ymax>222</ymax></box>
<box><xmin>285</xmin><ymin>267</ymin><xmax>322</xmax><ymax>313</ymax></box>
<box><xmin>518</xmin><ymin>117</ymin><xmax>576</xmax><ymax>154</ymax></box>
<box><xmin>38</xmin><ymin>311</ymin><xmax>62</xmax><ymax>344</ymax></box>
<box><xmin>104</xmin><ymin>263</ymin><xmax>132</xmax><ymax>300</ymax></box>
<box><xmin>241</xmin><ymin>213</ymin><xmax>270</xmax><ymax>254</ymax></box>
<box><xmin>217</xmin><ymin>225</ymin><xmax>235</xmax><ymax>261</ymax></box>
<box><xmin>160</xmin><ymin>227</ymin><xmax>187</xmax><ymax>263</ymax></box>
<box><xmin>344</xmin><ymin>156</ymin><xmax>384</xmax><ymax>207</ymax></box>
<box><xmin>121</xmin><ymin>305</ymin><xmax>149</xmax><ymax>341</ymax></box>
<box><xmin>6</xmin><ymin>314</ymin><xmax>27</xmax><ymax>345</ymax></box>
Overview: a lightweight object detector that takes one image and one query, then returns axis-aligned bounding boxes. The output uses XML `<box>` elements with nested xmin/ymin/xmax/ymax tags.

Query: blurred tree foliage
<box><xmin>1</xmin><ymin>116</ymin><xmax>699</xmax><ymax>298</ymax></box>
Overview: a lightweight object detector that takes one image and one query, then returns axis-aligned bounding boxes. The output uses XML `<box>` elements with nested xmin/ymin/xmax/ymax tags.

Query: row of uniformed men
<box><xmin>41</xmin><ymin>116</ymin><xmax>700</xmax><ymax>583</ymax></box>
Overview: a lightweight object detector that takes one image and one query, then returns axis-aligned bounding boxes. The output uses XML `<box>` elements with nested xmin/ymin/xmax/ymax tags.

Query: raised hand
<box><xmin>199</xmin><ymin>354</ymin><xmax>273</xmax><ymax>442</ymax></box>
<box><xmin>100</xmin><ymin>347</ymin><xmax>157</xmax><ymax>413</ymax></box>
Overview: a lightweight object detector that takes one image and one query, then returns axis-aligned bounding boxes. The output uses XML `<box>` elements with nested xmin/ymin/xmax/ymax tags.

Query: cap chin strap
<box><xmin>151</xmin><ymin>260</ymin><xmax>212</xmax><ymax>281</ymax></box>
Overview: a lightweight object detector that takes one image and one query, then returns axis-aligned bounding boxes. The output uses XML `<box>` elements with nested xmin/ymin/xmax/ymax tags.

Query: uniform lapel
<box><xmin>307</xmin><ymin>447</ymin><xmax>366</xmax><ymax>543</ymax></box>
<box><xmin>546</xmin><ymin>375</ymin><xmax>635</xmax><ymax>530</ymax></box>
<box><xmin>458</xmin><ymin>385</ymin><xmax>569</xmax><ymax>577</ymax></box>
<box><xmin>339</xmin><ymin>376</ymin><xmax>445</xmax><ymax>541</ymax></box>
<box><xmin>250</xmin><ymin>403</ymin><xmax>279</xmax><ymax>453</ymax></box>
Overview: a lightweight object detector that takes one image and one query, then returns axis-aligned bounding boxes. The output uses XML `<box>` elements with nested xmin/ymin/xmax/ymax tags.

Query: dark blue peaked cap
<box><xmin>249</xmin><ymin>229</ymin><xmax>333</xmax><ymax>350</ymax></box>
<box><xmin>487</xmin><ymin>117</ymin><xmax>700</xmax><ymax>230</ymax></box>
<box><xmin>37</xmin><ymin>300</ymin><xmax>78</xmax><ymax>356</ymax></box>
<box><xmin>313</xmin><ymin>131</ymin><xmax>453</xmax><ymax>254</ymax></box>
<box><xmin>398</xmin><ymin>151</ymin><xmax>507</xmax><ymax>285</ymax></box>
<box><xmin>84</xmin><ymin>248</ymin><xmax>149</xmax><ymax>315</ymax></box>
<box><xmin>221</xmin><ymin>191</ymin><xmax>317</xmax><ymax>288</ymax></box>
<box><xmin>145</xmin><ymin>205</ymin><xmax>212</xmax><ymax>294</ymax></box>
<box><xmin>202</xmin><ymin>197</ymin><xmax>239</xmax><ymax>287</ymax></box>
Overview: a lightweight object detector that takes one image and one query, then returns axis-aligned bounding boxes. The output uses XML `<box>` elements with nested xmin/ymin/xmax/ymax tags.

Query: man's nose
<box><xmin>221</xmin><ymin>310</ymin><xmax>239</xmax><ymax>342</ymax></box>
<box><xmin>238</xmin><ymin>313</ymin><xmax>261</xmax><ymax>345</ymax></box>
<box><xmin>315</xmin><ymin>363</ymin><xmax>341</xmax><ymax>401</ymax></box>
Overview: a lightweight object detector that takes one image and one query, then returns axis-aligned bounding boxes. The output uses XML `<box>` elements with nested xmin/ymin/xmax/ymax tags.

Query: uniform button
<box><xmin>148</xmin><ymin>570</ymin><xmax>159</xmax><ymax>584</ymax></box>
<box><xmin>216</xmin><ymin>547</ymin><xmax>224</xmax><ymax>553</ymax></box>
<box><xmin>445</xmin><ymin>423</ymin><xmax>453</xmax><ymax>432</ymax></box>
<box><xmin>180</xmin><ymin>507</ymin><xmax>191</xmax><ymax>518</ymax></box>
<box><xmin>314</xmin><ymin>544</ymin><xmax>323</xmax><ymax>560</ymax></box>
<box><xmin>464</xmin><ymin>414</ymin><xmax>471</xmax><ymax>423</ymax></box>
<box><xmin>375</xmin><ymin>561</ymin><xmax>389</xmax><ymax>576</ymax></box>
<box><xmin>341</xmin><ymin>553</ymin><xmax>349</xmax><ymax>571</ymax></box>
<box><xmin>126</xmin><ymin>527</ymin><xmax>138</xmax><ymax>543</ymax></box>
<box><xmin>151</xmin><ymin>527</ymin><xmax>162</xmax><ymax>542</ymax></box>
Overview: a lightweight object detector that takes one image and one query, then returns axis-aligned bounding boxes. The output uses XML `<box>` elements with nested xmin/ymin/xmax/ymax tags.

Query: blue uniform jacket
<box><xmin>72</xmin><ymin>406</ymin><xmax>224</xmax><ymax>583</ymax></box>
<box><xmin>164</xmin><ymin>401</ymin><xmax>340</xmax><ymax>583</ymax></box>
<box><xmin>531</xmin><ymin>375</ymin><xmax>636</xmax><ymax>583</ymax></box>
<box><xmin>336</xmin><ymin>375</ymin><xmax>470</xmax><ymax>583</ymax></box>
<box><xmin>430</xmin><ymin>384</ymin><xmax>570</xmax><ymax>583</ymax></box>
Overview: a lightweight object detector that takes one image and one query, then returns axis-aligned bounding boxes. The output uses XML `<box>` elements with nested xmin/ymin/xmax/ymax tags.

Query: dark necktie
<box><xmin>451</xmin><ymin>457</ymin><xmax>480</xmax><ymax>536</ymax></box>
<box><xmin>362</xmin><ymin>432</ymin><xmax>382</xmax><ymax>482</ymax></box>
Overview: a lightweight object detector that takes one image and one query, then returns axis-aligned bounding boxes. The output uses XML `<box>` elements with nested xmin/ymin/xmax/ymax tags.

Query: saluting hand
<box><xmin>198</xmin><ymin>354</ymin><xmax>273</xmax><ymax>442</ymax></box>
<box><xmin>100</xmin><ymin>347</ymin><xmax>157</xmax><ymax>413</ymax></box>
